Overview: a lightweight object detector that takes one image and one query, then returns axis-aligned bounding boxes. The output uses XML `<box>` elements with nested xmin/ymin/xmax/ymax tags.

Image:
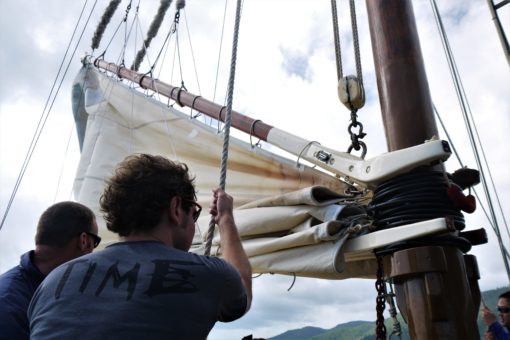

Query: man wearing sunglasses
<box><xmin>482</xmin><ymin>291</ymin><xmax>510</xmax><ymax>339</ymax></box>
<box><xmin>0</xmin><ymin>201</ymin><xmax>99</xmax><ymax>340</ymax></box>
<box><xmin>29</xmin><ymin>154</ymin><xmax>252</xmax><ymax>339</ymax></box>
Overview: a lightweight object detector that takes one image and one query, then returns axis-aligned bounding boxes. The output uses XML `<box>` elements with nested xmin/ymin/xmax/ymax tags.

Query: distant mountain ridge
<box><xmin>265</xmin><ymin>286</ymin><xmax>509</xmax><ymax>340</ymax></box>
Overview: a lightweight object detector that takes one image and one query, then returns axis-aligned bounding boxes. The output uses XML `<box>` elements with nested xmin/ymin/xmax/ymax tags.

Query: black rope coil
<box><xmin>368</xmin><ymin>169</ymin><xmax>465</xmax><ymax>231</ymax></box>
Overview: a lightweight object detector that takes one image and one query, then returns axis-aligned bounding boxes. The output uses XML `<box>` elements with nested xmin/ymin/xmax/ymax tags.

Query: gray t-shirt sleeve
<box><xmin>210</xmin><ymin>257</ymin><xmax>247</xmax><ymax>322</ymax></box>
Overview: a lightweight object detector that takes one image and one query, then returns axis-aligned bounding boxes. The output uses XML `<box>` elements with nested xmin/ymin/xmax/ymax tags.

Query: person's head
<box><xmin>100</xmin><ymin>154</ymin><xmax>198</xmax><ymax>249</ymax></box>
<box><xmin>498</xmin><ymin>291</ymin><xmax>510</xmax><ymax>328</ymax></box>
<box><xmin>35</xmin><ymin>201</ymin><xmax>99</xmax><ymax>263</ymax></box>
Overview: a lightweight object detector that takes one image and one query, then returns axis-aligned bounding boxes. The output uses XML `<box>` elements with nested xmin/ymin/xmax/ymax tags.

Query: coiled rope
<box><xmin>204</xmin><ymin>0</ymin><xmax>244</xmax><ymax>256</ymax></box>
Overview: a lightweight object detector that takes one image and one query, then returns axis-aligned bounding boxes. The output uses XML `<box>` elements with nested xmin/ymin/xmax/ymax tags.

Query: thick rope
<box><xmin>91</xmin><ymin>0</ymin><xmax>122</xmax><ymax>50</ymax></box>
<box><xmin>330</xmin><ymin>0</ymin><xmax>343</xmax><ymax>81</ymax></box>
<box><xmin>204</xmin><ymin>0</ymin><xmax>243</xmax><ymax>256</ymax></box>
<box><xmin>131</xmin><ymin>0</ymin><xmax>173</xmax><ymax>71</ymax></box>
<box><xmin>349</xmin><ymin>0</ymin><xmax>363</xmax><ymax>85</ymax></box>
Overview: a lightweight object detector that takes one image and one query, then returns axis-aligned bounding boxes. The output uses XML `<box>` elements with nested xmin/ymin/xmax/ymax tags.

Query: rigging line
<box><xmin>433</xmin><ymin>104</ymin><xmax>463</xmax><ymax>166</ymax></box>
<box><xmin>452</xmin><ymin>68</ymin><xmax>510</xmax><ymax>242</ymax></box>
<box><xmin>213</xmin><ymin>0</ymin><xmax>228</xmax><ymax>103</ymax></box>
<box><xmin>122</xmin><ymin>1</ymin><xmax>134</xmax><ymax>62</ymax></box>
<box><xmin>432</xmin><ymin>0</ymin><xmax>510</xmax><ymax>241</ymax></box>
<box><xmin>131</xmin><ymin>0</ymin><xmax>173</xmax><ymax>72</ymax></box>
<box><xmin>204</xmin><ymin>0</ymin><xmax>243</xmax><ymax>256</ymax></box>
<box><xmin>152</xmin><ymin>3</ymin><xmax>182</xmax><ymax>76</ymax></box>
<box><xmin>153</xmin><ymin>20</ymin><xmax>174</xmax><ymax>77</ymax></box>
<box><xmin>100</xmin><ymin>18</ymin><xmax>125</xmax><ymax>56</ymax></box>
<box><xmin>53</xmin><ymin>123</ymin><xmax>75</xmax><ymax>203</ymax></box>
<box><xmin>170</xmin><ymin>36</ymin><xmax>178</xmax><ymax>93</ymax></box>
<box><xmin>116</xmin><ymin>1</ymin><xmax>140</xmax><ymax>67</ymax></box>
<box><xmin>435</xmin><ymin>104</ymin><xmax>497</xmax><ymax>232</ymax></box>
<box><xmin>183</xmin><ymin>8</ymin><xmax>202</xmax><ymax>95</ymax></box>
<box><xmin>0</xmin><ymin>0</ymin><xmax>97</xmax><ymax>231</ymax></box>
<box><xmin>330</xmin><ymin>0</ymin><xmax>343</xmax><ymax>81</ymax></box>
<box><xmin>430</xmin><ymin>0</ymin><xmax>510</xmax><ymax>280</ymax></box>
<box><xmin>349</xmin><ymin>0</ymin><xmax>362</xmax><ymax>84</ymax></box>
<box><xmin>175</xmin><ymin>30</ymin><xmax>186</xmax><ymax>87</ymax></box>
<box><xmin>156</xmin><ymin>25</ymin><xmax>174</xmax><ymax>79</ymax></box>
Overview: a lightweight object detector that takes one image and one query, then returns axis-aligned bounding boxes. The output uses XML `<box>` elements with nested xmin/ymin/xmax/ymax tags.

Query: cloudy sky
<box><xmin>0</xmin><ymin>0</ymin><xmax>509</xmax><ymax>338</ymax></box>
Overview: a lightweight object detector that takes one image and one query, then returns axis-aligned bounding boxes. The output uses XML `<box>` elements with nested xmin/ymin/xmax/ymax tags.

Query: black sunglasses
<box><xmin>182</xmin><ymin>199</ymin><xmax>202</xmax><ymax>222</ymax></box>
<box><xmin>497</xmin><ymin>306</ymin><xmax>510</xmax><ymax>314</ymax></box>
<box><xmin>84</xmin><ymin>231</ymin><xmax>101</xmax><ymax>248</ymax></box>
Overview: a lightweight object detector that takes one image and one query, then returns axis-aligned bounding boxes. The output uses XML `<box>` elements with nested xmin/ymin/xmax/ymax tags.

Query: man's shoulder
<box><xmin>0</xmin><ymin>264</ymin><xmax>28</xmax><ymax>295</ymax></box>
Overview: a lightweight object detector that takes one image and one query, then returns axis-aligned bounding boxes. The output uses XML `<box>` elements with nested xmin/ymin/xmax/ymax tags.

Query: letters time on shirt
<box><xmin>54</xmin><ymin>259</ymin><xmax>205</xmax><ymax>301</ymax></box>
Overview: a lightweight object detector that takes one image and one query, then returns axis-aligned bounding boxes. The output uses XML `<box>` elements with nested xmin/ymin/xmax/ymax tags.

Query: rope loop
<box><xmin>93</xmin><ymin>52</ymin><xmax>106</xmax><ymax>68</ymax></box>
<box><xmin>216</xmin><ymin>106</ymin><xmax>227</xmax><ymax>133</ymax></box>
<box><xmin>189</xmin><ymin>96</ymin><xmax>202</xmax><ymax>119</ymax></box>
<box><xmin>138</xmin><ymin>70</ymin><xmax>153</xmax><ymax>89</ymax></box>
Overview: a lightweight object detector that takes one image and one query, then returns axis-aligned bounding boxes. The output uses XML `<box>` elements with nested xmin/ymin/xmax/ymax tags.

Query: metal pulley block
<box><xmin>338</xmin><ymin>75</ymin><xmax>365</xmax><ymax>110</ymax></box>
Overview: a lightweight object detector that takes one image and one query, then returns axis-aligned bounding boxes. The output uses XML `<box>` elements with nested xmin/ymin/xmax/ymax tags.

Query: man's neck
<box><xmin>121</xmin><ymin>228</ymin><xmax>174</xmax><ymax>247</ymax></box>
<box><xmin>33</xmin><ymin>246</ymin><xmax>72</xmax><ymax>275</ymax></box>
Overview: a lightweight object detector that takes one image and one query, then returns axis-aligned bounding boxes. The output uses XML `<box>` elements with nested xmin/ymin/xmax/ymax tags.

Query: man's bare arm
<box><xmin>210</xmin><ymin>188</ymin><xmax>253</xmax><ymax>311</ymax></box>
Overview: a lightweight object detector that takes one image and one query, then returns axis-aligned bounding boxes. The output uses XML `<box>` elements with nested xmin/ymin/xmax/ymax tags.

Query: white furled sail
<box><xmin>72</xmin><ymin>66</ymin><xmax>347</xmax><ymax>240</ymax></box>
<box><xmin>72</xmin><ymin>66</ymin><xmax>453</xmax><ymax>280</ymax></box>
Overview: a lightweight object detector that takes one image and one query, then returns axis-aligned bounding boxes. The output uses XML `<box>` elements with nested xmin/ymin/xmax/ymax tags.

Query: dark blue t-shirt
<box><xmin>0</xmin><ymin>251</ymin><xmax>45</xmax><ymax>340</ymax></box>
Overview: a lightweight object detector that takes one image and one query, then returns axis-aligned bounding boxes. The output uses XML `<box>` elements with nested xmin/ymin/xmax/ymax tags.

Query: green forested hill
<box><xmin>267</xmin><ymin>286</ymin><xmax>509</xmax><ymax>340</ymax></box>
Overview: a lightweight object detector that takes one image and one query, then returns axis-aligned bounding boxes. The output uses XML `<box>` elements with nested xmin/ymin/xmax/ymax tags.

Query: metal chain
<box><xmin>375</xmin><ymin>256</ymin><xmax>387</xmax><ymax>340</ymax></box>
<box><xmin>347</xmin><ymin>110</ymin><xmax>367</xmax><ymax>158</ymax></box>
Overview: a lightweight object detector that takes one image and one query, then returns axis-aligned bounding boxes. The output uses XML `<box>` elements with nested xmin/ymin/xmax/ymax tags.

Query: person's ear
<box><xmin>78</xmin><ymin>232</ymin><xmax>92</xmax><ymax>251</ymax></box>
<box><xmin>168</xmin><ymin>196</ymin><xmax>182</xmax><ymax>224</ymax></box>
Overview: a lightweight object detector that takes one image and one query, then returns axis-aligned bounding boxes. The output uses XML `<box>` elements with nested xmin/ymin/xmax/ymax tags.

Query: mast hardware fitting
<box><xmin>314</xmin><ymin>150</ymin><xmax>334</xmax><ymax>164</ymax></box>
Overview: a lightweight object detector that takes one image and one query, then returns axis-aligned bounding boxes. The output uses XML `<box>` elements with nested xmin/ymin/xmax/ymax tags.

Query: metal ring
<box><xmin>138</xmin><ymin>71</ymin><xmax>152</xmax><ymax>89</ymax></box>
<box><xmin>347</xmin><ymin>141</ymin><xmax>367</xmax><ymax>159</ymax></box>
<box><xmin>190</xmin><ymin>95</ymin><xmax>202</xmax><ymax>118</ymax></box>
<box><xmin>249</xmin><ymin>119</ymin><xmax>262</xmax><ymax>148</ymax></box>
<box><xmin>217</xmin><ymin>106</ymin><xmax>227</xmax><ymax>133</ymax></box>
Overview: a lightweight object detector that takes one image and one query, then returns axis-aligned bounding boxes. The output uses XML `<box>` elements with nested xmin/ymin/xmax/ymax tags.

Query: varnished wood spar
<box><xmin>94</xmin><ymin>59</ymin><xmax>273</xmax><ymax>141</ymax></box>
<box><xmin>366</xmin><ymin>1</ymin><xmax>480</xmax><ymax>339</ymax></box>
<box><xmin>366</xmin><ymin>1</ymin><xmax>438</xmax><ymax>151</ymax></box>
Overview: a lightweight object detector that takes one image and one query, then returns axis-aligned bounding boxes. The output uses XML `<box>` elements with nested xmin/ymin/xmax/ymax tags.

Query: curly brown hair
<box><xmin>100</xmin><ymin>154</ymin><xmax>196</xmax><ymax>236</ymax></box>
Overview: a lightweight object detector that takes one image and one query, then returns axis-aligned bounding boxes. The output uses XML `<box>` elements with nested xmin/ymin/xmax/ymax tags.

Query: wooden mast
<box><xmin>366</xmin><ymin>1</ymin><xmax>480</xmax><ymax>338</ymax></box>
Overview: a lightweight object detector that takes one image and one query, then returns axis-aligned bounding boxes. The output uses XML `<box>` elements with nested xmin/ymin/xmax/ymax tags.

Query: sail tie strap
<box><xmin>204</xmin><ymin>0</ymin><xmax>244</xmax><ymax>256</ymax></box>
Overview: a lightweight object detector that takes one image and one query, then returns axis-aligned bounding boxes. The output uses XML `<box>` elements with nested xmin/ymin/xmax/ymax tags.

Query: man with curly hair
<box><xmin>28</xmin><ymin>154</ymin><xmax>252</xmax><ymax>339</ymax></box>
